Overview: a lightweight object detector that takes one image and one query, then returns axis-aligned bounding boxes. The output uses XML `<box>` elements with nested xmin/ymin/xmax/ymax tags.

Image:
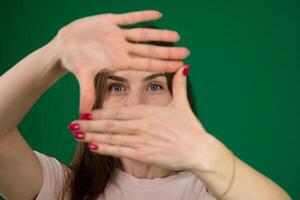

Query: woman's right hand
<box><xmin>54</xmin><ymin>10</ymin><xmax>190</xmax><ymax>114</ymax></box>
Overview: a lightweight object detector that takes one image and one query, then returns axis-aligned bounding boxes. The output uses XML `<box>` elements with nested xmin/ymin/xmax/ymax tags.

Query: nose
<box><xmin>124</xmin><ymin>90</ymin><xmax>144</xmax><ymax>106</ymax></box>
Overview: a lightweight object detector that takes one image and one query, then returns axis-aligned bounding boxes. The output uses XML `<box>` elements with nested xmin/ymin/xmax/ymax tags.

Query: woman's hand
<box><xmin>54</xmin><ymin>10</ymin><xmax>190</xmax><ymax>114</ymax></box>
<box><xmin>68</xmin><ymin>66</ymin><xmax>225</xmax><ymax>173</ymax></box>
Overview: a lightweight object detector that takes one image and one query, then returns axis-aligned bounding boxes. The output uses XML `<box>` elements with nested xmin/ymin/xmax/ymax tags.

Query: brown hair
<box><xmin>61</xmin><ymin>24</ymin><xmax>197</xmax><ymax>200</ymax></box>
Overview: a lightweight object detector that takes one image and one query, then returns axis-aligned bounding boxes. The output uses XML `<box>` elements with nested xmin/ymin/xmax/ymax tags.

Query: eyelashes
<box><xmin>107</xmin><ymin>82</ymin><xmax>164</xmax><ymax>93</ymax></box>
<box><xmin>107</xmin><ymin>83</ymin><xmax>125</xmax><ymax>92</ymax></box>
<box><xmin>148</xmin><ymin>83</ymin><xmax>164</xmax><ymax>91</ymax></box>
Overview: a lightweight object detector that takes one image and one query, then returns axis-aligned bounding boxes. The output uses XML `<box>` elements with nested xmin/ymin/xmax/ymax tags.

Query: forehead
<box><xmin>109</xmin><ymin>70</ymin><xmax>166</xmax><ymax>80</ymax></box>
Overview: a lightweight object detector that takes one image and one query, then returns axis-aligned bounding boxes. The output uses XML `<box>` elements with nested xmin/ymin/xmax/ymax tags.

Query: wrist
<box><xmin>190</xmin><ymin>133</ymin><xmax>236</xmax><ymax>198</ymax></box>
<box><xmin>43</xmin><ymin>36</ymin><xmax>67</xmax><ymax>76</ymax></box>
<box><xmin>35</xmin><ymin>36</ymin><xmax>67</xmax><ymax>87</ymax></box>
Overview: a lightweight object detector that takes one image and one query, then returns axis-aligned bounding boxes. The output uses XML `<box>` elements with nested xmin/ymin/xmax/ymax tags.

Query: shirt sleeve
<box><xmin>33</xmin><ymin>151</ymin><xmax>69</xmax><ymax>200</ymax></box>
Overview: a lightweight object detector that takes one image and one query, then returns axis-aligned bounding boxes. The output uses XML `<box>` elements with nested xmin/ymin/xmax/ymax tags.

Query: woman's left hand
<box><xmin>68</xmin><ymin>66</ymin><xmax>223</xmax><ymax>173</ymax></box>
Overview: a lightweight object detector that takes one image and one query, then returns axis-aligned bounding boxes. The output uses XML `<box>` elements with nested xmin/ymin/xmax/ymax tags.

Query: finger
<box><xmin>72</xmin><ymin>119</ymin><xmax>146</xmax><ymax>135</ymax></box>
<box><xmin>73</xmin><ymin>131</ymin><xmax>141</xmax><ymax>147</ymax></box>
<box><xmin>128</xmin><ymin>43</ymin><xmax>190</xmax><ymax>60</ymax></box>
<box><xmin>170</xmin><ymin>65</ymin><xmax>190</xmax><ymax>108</ymax></box>
<box><xmin>88</xmin><ymin>142</ymin><xmax>138</xmax><ymax>159</ymax></box>
<box><xmin>74</xmin><ymin>70</ymin><xmax>97</xmax><ymax>115</ymax></box>
<box><xmin>91</xmin><ymin>105</ymin><xmax>159</xmax><ymax>120</ymax></box>
<box><xmin>113</xmin><ymin>10</ymin><xmax>162</xmax><ymax>25</ymax></box>
<box><xmin>129</xmin><ymin>57</ymin><xmax>184</xmax><ymax>72</ymax></box>
<box><xmin>123</xmin><ymin>28</ymin><xmax>180</xmax><ymax>42</ymax></box>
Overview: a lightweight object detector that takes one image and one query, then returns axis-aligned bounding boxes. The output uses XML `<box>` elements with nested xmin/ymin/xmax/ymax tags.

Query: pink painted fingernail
<box><xmin>68</xmin><ymin>123</ymin><xmax>80</xmax><ymax>131</ymax></box>
<box><xmin>183</xmin><ymin>65</ymin><xmax>191</xmax><ymax>76</ymax></box>
<box><xmin>80</xmin><ymin>113</ymin><xmax>93</xmax><ymax>120</ymax></box>
<box><xmin>73</xmin><ymin>131</ymin><xmax>85</xmax><ymax>139</ymax></box>
<box><xmin>88</xmin><ymin>143</ymin><xmax>98</xmax><ymax>150</ymax></box>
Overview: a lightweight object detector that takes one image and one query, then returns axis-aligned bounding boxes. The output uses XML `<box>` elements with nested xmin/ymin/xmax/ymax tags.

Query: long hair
<box><xmin>60</xmin><ymin>24</ymin><xmax>197</xmax><ymax>200</ymax></box>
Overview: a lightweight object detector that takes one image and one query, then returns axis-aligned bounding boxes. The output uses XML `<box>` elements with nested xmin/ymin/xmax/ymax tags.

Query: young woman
<box><xmin>0</xmin><ymin>10</ymin><xmax>291</xmax><ymax>200</ymax></box>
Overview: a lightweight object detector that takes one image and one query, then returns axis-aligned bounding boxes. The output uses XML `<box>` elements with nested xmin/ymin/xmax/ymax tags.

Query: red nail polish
<box><xmin>183</xmin><ymin>65</ymin><xmax>190</xmax><ymax>76</ymax></box>
<box><xmin>80</xmin><ymin>113</ymin><xmax>92</xmax><ymax>120</ymax></box>
<box><xmin>68</xmin><ymin>123</ymin><xmax>80</xmax><ymax>131</ymax></box>
<box><xmin>88</xmin><ymin>143</ymin><xmax>98</xmax><ymax>150</ymax></box>
<box><xmin>73</xmin><ymin>132</ymin><xmax>85</xmax><ymax>139</ymax></box>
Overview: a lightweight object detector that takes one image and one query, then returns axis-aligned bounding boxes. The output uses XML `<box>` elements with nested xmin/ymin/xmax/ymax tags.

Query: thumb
<box><xmin>171</xmin><ymin>64</ymin><xmax>190</xmax><ymax>108</ymax></box>
<box><xmin>75</xmin><ymin>70</ymin><xmax>97</xmax><ymax>115</ymax></box>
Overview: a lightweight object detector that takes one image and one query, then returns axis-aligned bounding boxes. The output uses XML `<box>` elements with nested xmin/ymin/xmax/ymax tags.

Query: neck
<box><xmin>119</xmin><ymin>158</ymin><xmax>176</xmax><ymax>179</ymax></box>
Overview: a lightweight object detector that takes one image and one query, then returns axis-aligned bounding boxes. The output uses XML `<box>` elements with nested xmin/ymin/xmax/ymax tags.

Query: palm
<box><xmin>58</xmin><ymin>15</ymin><xmax>129</xmax><ymax>73</ymax></box>
<box><xmin>56</xmin><ymin>10</ymin><xmax>190</xmax><ymax>113</ymax></box>
<box><xmin>95</xmin><ymin>18</ymin><xmax>129</xmax><ymax>70</ymax></box>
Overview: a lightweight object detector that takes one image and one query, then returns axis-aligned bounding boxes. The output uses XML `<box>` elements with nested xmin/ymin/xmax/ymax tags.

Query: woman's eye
<box><xmin>107</xmin><ymin>82</ymin><xmax>163</xmax><ymax>93</ymax></box>
<box><xmin>147</xmin><ymin>83</ymin><xmax>164</xmax><ymax>91</ymax></box>
<box><xmin>108</xmin><ymin>83</ymin><xmax>125</xmax><ymax>92</ymax></box>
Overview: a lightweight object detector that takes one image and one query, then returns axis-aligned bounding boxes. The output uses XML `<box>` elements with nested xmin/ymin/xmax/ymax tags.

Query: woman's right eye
<box><xmin>107</xmin><ymin>83</ymin><xmax>125</xmax><ymax>92</ymax></box>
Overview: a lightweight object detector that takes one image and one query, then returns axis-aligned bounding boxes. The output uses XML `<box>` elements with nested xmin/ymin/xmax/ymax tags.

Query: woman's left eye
<box><xmin>147</xmin><ymin>83</ymin><xmax>164</xmax><ymax>91</ymax></box>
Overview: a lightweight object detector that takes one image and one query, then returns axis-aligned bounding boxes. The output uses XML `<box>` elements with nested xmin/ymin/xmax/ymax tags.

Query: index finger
<box><xmin>89</xmin><ymin>105</ymin><xmax>160</xmax><ymax>120</ymax></box>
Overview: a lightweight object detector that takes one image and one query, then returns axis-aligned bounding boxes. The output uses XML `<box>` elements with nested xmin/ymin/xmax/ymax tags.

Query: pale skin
<box><xmin>70</xmin><ymin>68</ymin><xmax>292</xmax><ymax>200</ymax></box>
<box><xmin>103</xmin><ymin>70</ymin><xmax>177</xmax><ymax>179</ymax></box>
<box><xmin>0</xmin><ymin>9</ymin><xmax>291</xmax><ymax>200</ymax></box>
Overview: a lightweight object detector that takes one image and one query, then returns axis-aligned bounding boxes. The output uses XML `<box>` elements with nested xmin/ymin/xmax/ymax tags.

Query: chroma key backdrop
<box><xmin>0</xmin><ymin>0</ymin><xmax>299</xmax><ymax>199</ymax></box>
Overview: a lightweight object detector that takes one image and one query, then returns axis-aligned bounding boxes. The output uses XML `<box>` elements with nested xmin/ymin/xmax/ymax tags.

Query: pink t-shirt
<box><xmin>34</xmin><ymin>151</ymin><xmax>218</xmax><ymax>200</ymax></box>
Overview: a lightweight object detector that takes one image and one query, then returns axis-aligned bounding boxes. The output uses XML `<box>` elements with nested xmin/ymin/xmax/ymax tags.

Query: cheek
<box><xmin>144</xmin><ymin>92</ymin><xmax>173</xmax><ymax>106</ymax></box>
<box><xmin>102</xmin><ymin>96</ymin><xmax>127</xmax><ymax>108</ymax></box>
<box><xmin>102</xmin><ymin>91</ymin><xmax>173</xmax><ymax>107</ymax></box>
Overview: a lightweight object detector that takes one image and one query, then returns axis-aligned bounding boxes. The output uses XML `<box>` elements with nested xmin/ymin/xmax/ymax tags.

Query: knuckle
<box><xmin>140</xmin><ymin>28</ymin><xmax>148</xmax><ymax>40</ymax></box>
<box><xmin>104</xmin><ymin>120</ymin><xmax>115</xmax><ymax>132</ymax></box>
<box><xmin>167</xmin><ymin>47</ymin><xmax>172</xmax><ymax>60</ymax></box>
<box><xmin>142</xmin><ymin>11</ymin><xmax>147</xmax><ymax>21</ymax></box>
<box><xmin>129</xmin><ymin>13</ymin><xmax>135</xmax><ymax>22</ymax></box>
<box><xmin>131</xmin><ymin>121</ymin><xmax>146</xmax><ymax>133</ymax></box>
<box><xmin>106</xmin><ymin>134</ymin><xmax>114</xmax><ymax>143</ymax></box>
<box><xmin>122</xmin><ymin>29</ymin><xmax>129</xmax><ymax>37</ymax></box>
<box><xmin>164</xmin><ymin>61</ymin><xmax>172</xmax><ymax>72</ymax></box>
<box><xmin>100</xmin><ymin>145</ymin><xmax>107</xmax><ymax>153</ymax></box>
<box><xmin>148</xmin><ymin>45</ymin><xmax>156</xmax><ymax>57</ymax></box>
<box><xmin>147</xmin><ymin>57</ymin><xmax>153</xmax><ymax>70</ymax></box>
<box><xmin>161</xmin><ymin>30</ymin><xmax>168</xmax><ymax>40</ymax></box>
<box><xmin>103</xmin><ymin>13</ymin><xmax>114</xmax><ymax>19</ymax></box>
<box><xmin>83</xmin><ymin>122</ymin><xmax>91</xmax><ymax>131</ymax></box>
<box><xmin>114</xmin><ymin>146</ymin><xmax>122</xmax><ymax>155</ymax></box>
<box><xmin>87</xmin><ymin>133</ymin><xmax>96</xmax><ymax>142</ymax></box>
<box><xmin>98</xmin><ymin>14</ymin><xmax>112</xmax><ymax>22</ymax></box>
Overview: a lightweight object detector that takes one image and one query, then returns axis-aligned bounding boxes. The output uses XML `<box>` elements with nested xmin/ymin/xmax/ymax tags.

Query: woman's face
<box><xmin>102</xmin><ymin>70</ymin><xmax>172</xmax><ymax>108</ymax></box>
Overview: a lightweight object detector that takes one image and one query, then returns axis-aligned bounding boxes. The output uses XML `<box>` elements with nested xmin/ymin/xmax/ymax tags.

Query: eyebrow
<box><xmin>107</xmin><ymin>73</ymin><xmax>166</xmax><ymax>82</ymax></box>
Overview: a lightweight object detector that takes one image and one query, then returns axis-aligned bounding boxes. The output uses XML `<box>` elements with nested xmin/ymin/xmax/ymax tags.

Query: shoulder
<box><xmin>33</xmin><ymin>150</ymin><xmax>72</xmax><ymax>200</ymax></box>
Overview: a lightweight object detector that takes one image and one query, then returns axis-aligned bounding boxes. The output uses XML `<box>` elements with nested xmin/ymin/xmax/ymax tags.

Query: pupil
<box><xmin>115</xmin><ymin>85</ymin><xmax>122</xmax><ymax>91</ymax></box>
<box><xmin>151</xmin><ymin>85</ymin><xmax>158</xmax><ymax>90</ymax></box>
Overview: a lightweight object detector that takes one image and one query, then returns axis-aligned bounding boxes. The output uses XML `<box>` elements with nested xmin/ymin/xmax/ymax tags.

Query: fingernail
<box><xmin>68</xmin><ymin>123</ymin><xmax>80</xmax><ymax>131</ymax></box>
<box><xmin>88</xmin><ymin>143</ymin><xmax>98</xmax><ymax>150</ymax></box>
<box><xmin>187</xmin><ymin>49</ymin><xmax>191</xmax><ymax>56</ymax></box>
<box><xmin>73</xmin><ymin>131</ymin><xmax>85</xmax><ymax>139</ymax></box>
<box><xmin>80</xmin><ymin>113</ymin><xmax>92</xmax><ymax>120</ymax></box>
<box><xmin>183</xmin><ymin>65</ymin><xmax>191</xmax><ymax>76</ymax></box>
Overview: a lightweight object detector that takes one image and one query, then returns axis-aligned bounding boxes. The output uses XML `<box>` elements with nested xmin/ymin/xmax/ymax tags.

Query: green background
<box><xmin>0</xmin><ymin>0</ymin><xmax>299</xmax><ymax>199</ymax></box>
